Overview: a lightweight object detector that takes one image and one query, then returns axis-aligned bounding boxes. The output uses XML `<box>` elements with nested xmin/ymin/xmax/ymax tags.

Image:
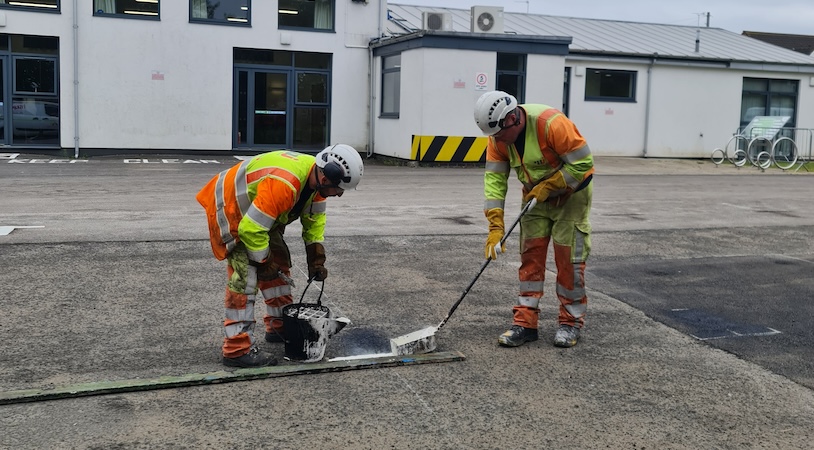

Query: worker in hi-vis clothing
<box><xmin>474</xmin><ymin>90</ymin><xmax>594</xmax><ymax>349</ymax></box>
<box><xmin>196</xmin><ymin>145</ymin><xmax>364</xmax><ymax>367</ymax></box>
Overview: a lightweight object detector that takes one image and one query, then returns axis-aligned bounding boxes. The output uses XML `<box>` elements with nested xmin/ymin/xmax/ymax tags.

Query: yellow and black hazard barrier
<box><xmin>411</xmin><ymin>135</ymin><xmax>489</xmax><ymax>163</ymax></box>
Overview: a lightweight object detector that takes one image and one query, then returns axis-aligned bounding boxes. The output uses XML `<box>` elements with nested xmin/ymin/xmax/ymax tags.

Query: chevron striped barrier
<box><xmin>411</xmin><ymin>135</ymin><xmax>489</xmax><ymax>163</ymax></box>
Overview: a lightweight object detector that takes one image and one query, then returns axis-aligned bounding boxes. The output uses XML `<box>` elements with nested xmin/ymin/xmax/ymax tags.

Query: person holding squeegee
<box><xmin>474</xmin><ymin>90</ymin><xmax>594</xmax><ymax>348</ymax></box>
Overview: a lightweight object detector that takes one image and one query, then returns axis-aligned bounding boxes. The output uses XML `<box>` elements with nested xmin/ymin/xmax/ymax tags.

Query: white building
<box><xmin>3</xmin><ymin>1</ymin><xmax>813</xmax><ymax>161</ymax></box>
<box><xmin>0</xmin><ymin>0</ymin><xmax>380</xmax><ymax>156</ymax></box>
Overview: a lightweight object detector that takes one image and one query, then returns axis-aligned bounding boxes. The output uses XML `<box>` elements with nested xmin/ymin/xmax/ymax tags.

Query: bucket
<box><xmin>281</xmin><ymin>279</ymin><xmax>349</xmax><ymax>363</ymax></box>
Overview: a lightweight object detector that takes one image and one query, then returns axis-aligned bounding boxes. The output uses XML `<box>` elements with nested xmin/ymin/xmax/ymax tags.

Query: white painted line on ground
<box><xmin>721</xmin><ymin>202</ymin><xmax>752</xmax><ymax>210</ymax></box>
<box><xmin>692</xmin><ymin>328</ymin><xmax>782</xmax><ymax>341</ymax></box>
<box><xmin>0</xmin><ymin>225</ymin><xmax>45</xmax><ymax>236</ymax></box>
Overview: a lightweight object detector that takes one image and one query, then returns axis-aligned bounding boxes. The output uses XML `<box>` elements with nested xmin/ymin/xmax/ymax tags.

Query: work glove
<box><xmin>305</xmin><ymin>242</ymin><xmax>328</xmax><ymax>281</ymax></box>
<box><xmin>251</xmin><ymin>258</ymin><xmax>281</xmax><ymax>281</ymax></box>
<box><xmin>484</xmin><ymin>208</ymin><xmax>505</xmax><ymax>260</ymax></box>
<box><xmin>523</xmin><ymin>171</ymin><xmax>568</xmax><ymax>204</ymax></box>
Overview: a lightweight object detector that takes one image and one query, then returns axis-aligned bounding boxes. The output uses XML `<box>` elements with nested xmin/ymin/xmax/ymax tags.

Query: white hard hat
<box><xmin>316</xmin><ymin>144</ymin><xmax>364</xmax><ymax>190</ymax></box>
<box><xmin>474</xmin><ymin>90</ymin><xmax>518</xmax><ymax>136</ymax></box>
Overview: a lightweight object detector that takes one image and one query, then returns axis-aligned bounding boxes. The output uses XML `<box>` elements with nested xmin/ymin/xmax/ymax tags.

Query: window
<box><xmin>0</xmin><ymin>0</ymin><xmax>58</xmax><ymax>11</ymax></box>
<box><xmin>94</xmin><ymin>0</ymin><xmax>159</xmax><ymax>19</ymax></box>
<box><xmin>380</xmin><ymin>54</ymin><xmax>400</xmax><ymax>117</ymax></box>
<box><xmin>585</xmin><ymin>68</ymin><xmax>636</xmax><ymax>102</ymax></box>
<box><xmin>14</xmin><ymin>58</ymin><xmax>57</xmax><ymax>95</ymax></box>
<box><xmin>190</xmin><ymin>0</ymin><xmax>249</xmax><ymax>25</ymax></box>
<box><xmin>740</xmin><ymin>77</ymin><xmax>798</xmax><ymax>127</ymax></box>
<box><xmin>278</xmin><ymin>0</ymin><xmax>333</xmax><ymax>31</ymax></box>
<box><xmin>496</xmin><ymin>53</ymin><xmax>526</xmax><ymax>103</ymax></box>
<box><xmin>294</xmin><ymin>71</ymin><xmax>329</xmax><ymax>147</ymax></box>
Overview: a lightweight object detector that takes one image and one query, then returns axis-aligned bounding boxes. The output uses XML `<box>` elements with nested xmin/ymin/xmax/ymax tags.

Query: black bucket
<box><xmin>281</xmin><ymin>279</ymin><xmax>347</xmax><ymax>362</ymax></box>
<box><xmin>282</xmin><ymin>302</ymin><xmax>333</xmax><ymax>362</ymax></box>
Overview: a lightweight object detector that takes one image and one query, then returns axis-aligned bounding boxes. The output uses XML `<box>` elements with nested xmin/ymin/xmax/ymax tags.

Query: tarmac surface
<box><xmin>1</xmin><ymin>153</ymin><xmax>813</xmax><ymax>449</ymax></box>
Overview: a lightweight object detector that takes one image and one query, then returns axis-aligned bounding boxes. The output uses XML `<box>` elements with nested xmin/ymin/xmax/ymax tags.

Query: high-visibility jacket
<box><xmin>196</xmin><ymin>151</ymin><xmax>327</xmax><ymax>262</ymax></box>
<box><xmin>484</xmin><ymin>104</ymin><xmax>594</xmax><ymax>211</ymax></box>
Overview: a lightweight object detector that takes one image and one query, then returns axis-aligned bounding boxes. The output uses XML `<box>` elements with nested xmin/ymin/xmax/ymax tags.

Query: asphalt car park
<box><xmin>1</xmin><ymin>154</ymin><xmax>813</xmax><ymax>449</ymax></box>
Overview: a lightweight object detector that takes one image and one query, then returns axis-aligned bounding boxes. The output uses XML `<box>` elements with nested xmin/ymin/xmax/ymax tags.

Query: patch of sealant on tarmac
<box><xmin>331</xmin><ymin>328</ymin><xmax>392</xmax><ymax>356</ymax></box>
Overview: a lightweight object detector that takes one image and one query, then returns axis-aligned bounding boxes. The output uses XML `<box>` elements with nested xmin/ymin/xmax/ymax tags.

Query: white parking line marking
<box><xmin>0</xmin><ymin>225</ymin><xmax>45</xmax><ymax>236</ymax></box>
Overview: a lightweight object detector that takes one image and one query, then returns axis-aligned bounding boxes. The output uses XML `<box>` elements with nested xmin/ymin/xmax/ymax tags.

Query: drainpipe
<box><xmin>643</xmin><ymin>54</ymin><xmax>656</xmax><ymax>158</ymax></box>
<box><xmin>367</xmin><ymin>46</ymin><xmax>375</xmax><ymax>158</ymax></box>
<box><xmin>72</xmin><ymin>0</ymin><xmax>80</xmax><ymax>158</ymax></box>
<box><xmin>367</xmin><ymin>0</ymin><xmax>383</xmax><ymax>158</ymax></box>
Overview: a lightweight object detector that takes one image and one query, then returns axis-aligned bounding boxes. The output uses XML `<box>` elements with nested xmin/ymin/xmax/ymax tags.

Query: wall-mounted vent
<box><xmin>470</xmin><ymin>6</ymin><xmax>504</xmax><ymax>34</ymax></box>
<box><xmin>422</xmin><ymin>11</ymin><xmax>453</xmax><ymax>31</ymax></box>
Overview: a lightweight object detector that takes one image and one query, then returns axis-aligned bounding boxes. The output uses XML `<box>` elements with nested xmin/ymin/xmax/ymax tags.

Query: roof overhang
<box><xmin>372</xmin><ymin>30</ymin><xmax>572</xmax><ymax>57</ymax></box>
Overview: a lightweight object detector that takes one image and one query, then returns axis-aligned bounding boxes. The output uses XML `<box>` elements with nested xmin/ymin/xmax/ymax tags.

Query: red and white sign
<box><xmin>475</xmin><ymin>72</ymin><xmax>488</xmax><ymax>90</ymax></box>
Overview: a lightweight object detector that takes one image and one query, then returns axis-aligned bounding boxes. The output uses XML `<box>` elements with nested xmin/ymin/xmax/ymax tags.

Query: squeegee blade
<box><xmin>390</xmin><ymin>326</ymin><xmax>438</xmax><ymax>355</ymax></box>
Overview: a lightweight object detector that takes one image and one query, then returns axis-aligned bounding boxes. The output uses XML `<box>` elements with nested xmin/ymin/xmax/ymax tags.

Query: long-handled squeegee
<box><xmin>390</xmin><ymin>198</ymin><xmax>538</xmax><ymax>356</ymax></box>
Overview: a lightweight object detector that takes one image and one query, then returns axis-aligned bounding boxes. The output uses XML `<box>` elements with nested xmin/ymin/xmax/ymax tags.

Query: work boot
<box><xmin>498</xmin><ymin>325</ymin><xmax>539</xmax><ymax>347</ymax></box>
<box><xmin>553</xmin><ymin>325</ymin><xmax>581</xmax><ymax>348</ymax></box>
<box><xmin>223</xmin><ymin>347</ymin><xmax>278</xmax><ymax>368</ymax></box>
<box><xmin>265</xmin><ymin>331</ymin><xmax>285</xmax><ymax>343</ymax></box>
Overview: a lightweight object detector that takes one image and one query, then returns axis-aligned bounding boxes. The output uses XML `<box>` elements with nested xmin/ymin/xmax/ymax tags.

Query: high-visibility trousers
<box><xmin>513</xmin><ymin>182</ymin><xmax>592</xmax><ymax>330</ymax></box>
<box><xmin>222</xmin><ymin>230</ymin><xmax>293</xmax><ymax>358</ymax></box>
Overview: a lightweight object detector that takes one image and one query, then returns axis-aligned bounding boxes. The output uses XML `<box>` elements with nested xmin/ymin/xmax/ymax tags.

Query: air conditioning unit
<box><xmin>422</xmin><ymin>11</ymin><xmax>452</xmax><ymax>31</ymax></box>
<box><xmin>470</xmin><ymin>6</ymin><xmax>504</xmax><ymax>34</ymax></box>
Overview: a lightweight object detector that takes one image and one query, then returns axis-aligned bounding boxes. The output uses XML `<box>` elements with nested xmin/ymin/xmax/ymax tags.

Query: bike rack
<box><xmin>711</xmin><ymin>121</ymin><xmax>812</xmax><ymax>172</ymax></box>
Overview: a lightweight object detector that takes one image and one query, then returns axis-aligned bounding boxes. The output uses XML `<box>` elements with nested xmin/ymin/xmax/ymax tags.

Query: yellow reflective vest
<box><xmin>196</xmin><ymin>151</ymin><xmax>327</xmax><ymax>261</ymax></box>
<box><xmin>484</xmin><ymin>104</ymin><xmax>594</xmax><ymax>211</ymax></box>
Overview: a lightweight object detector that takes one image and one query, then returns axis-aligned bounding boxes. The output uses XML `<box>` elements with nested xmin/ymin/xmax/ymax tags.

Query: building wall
<box><xmin>1</xmin><ymin>0</ymin><xmax>381</xmax><ymax>152</ymax></box>
<box><xmin>564</xmin><ymin>59</ymin><xmax>814</xmax><ymax>158</ymax></box>
<box><xmin>647</xmin><ymin>65</ymin><xmax>742</xmax><ymax>158</ymax></box>
<box><xmin>525</xmin><ymin>54</ymin><xmax>565</xmax><ymax>111</ymax></box>
<box><xmin>374</xmin><ymin>47</ymin><xmax>503</xmax><ymax>160</ymax></box>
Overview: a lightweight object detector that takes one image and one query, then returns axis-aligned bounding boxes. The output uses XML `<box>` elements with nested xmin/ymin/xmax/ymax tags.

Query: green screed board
<box><xmin>0</xmin><ymin>351</ymin><xmax>465</xmax><ymax>405</ymax></box>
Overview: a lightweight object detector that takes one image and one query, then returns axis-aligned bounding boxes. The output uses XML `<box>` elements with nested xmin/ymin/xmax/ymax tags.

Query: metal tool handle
<box><xmin>297</xmin><ymin>277</ymin><xmax>324</xmax><ymax>306</ymax></box>
<box><xmin>436</xmin><ymin>198</ymin><xmax>537</xmax><ymax>330</ymax></box>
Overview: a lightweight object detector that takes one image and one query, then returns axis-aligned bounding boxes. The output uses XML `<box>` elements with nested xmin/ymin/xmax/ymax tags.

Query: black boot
<box><xmin>223</xmin><ymin>347</ymin><xmax>278</xmax><ymax>368</ymax></box>
<box><xmin>498</xmin><ymin>325</ymin><xmax>539</xmax><ymax>347</ymax></box>
<box><xmin>553</xmin><ymin>325</ymin><xmax>581</xmax><ymax>348</ymax></box>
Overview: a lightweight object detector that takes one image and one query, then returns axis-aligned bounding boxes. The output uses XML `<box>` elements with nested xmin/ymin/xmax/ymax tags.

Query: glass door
<box><xmin>253</xmin><ymin>71</ymin><xmax>288</xmax><ymax>146</ymax></box>
<box><xmin>235</xmin><ymin>68</ymin><xmax>289</xmax><ymax>148</ymax></box>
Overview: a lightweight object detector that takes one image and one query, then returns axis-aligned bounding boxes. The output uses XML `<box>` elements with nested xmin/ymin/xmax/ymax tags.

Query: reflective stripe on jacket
<box><xmin>196</xmin><ymin>151</ymin><xmax>326</xmax><ymax>261</ymax></box>
<box><xmin>484</xmin><ymin>104</ymin><xmax>594</xmax><ymax>211</ymax></box>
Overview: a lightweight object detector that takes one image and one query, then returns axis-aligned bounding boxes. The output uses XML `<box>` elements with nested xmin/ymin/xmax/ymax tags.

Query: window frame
<box><xmin>380</xmin><ymin>54</ymin><xmax>401</xmax><ymax>118</ymax></box>
<box><xmin>740</xmin><ymin>77</ymin><xmax>798</xmax><ymax>128</ymax></box>
<box><xmin>189</xmin><ymin>0</ymin><xmax>251</xmax><ymax>27</ymax></box>
<box><xmin>278</xmin><ymin>0</ymin><xmax>335</xmax><ymax>32</ymax></box>
<box><xmin>584</xmin><ymin>68</ymin><xmax>637</xmax><ymax>103</ymax></box>
<box><xmin>496</xmin><ymin>52</ymin><xmax>526</xmax><ymax>103</ymax></box>
<box><xmin>93</xmin><ymin>0</ymin><xmax>160</xmax><ymax>20</ymax></box>
<box><xmin>13</xmin><ymin>56</ymin><xmax>58</xmax><ymax>96</ymax></box>
<box><xmin>0</xmin><ymin>0</ymin><xmax>59</xmax><ymax>12</ymax></box>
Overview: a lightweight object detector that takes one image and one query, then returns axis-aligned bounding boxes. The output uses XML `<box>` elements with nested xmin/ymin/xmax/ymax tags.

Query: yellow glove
<box><xmin>484</xmin><ymin>208</ymin><xmax>505</xmax><ymax>260</ymax></box>
<box><xmin>524</xmin><ymin>171</ymin><xmax>568</xmax><ymax>203</ymax></box>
